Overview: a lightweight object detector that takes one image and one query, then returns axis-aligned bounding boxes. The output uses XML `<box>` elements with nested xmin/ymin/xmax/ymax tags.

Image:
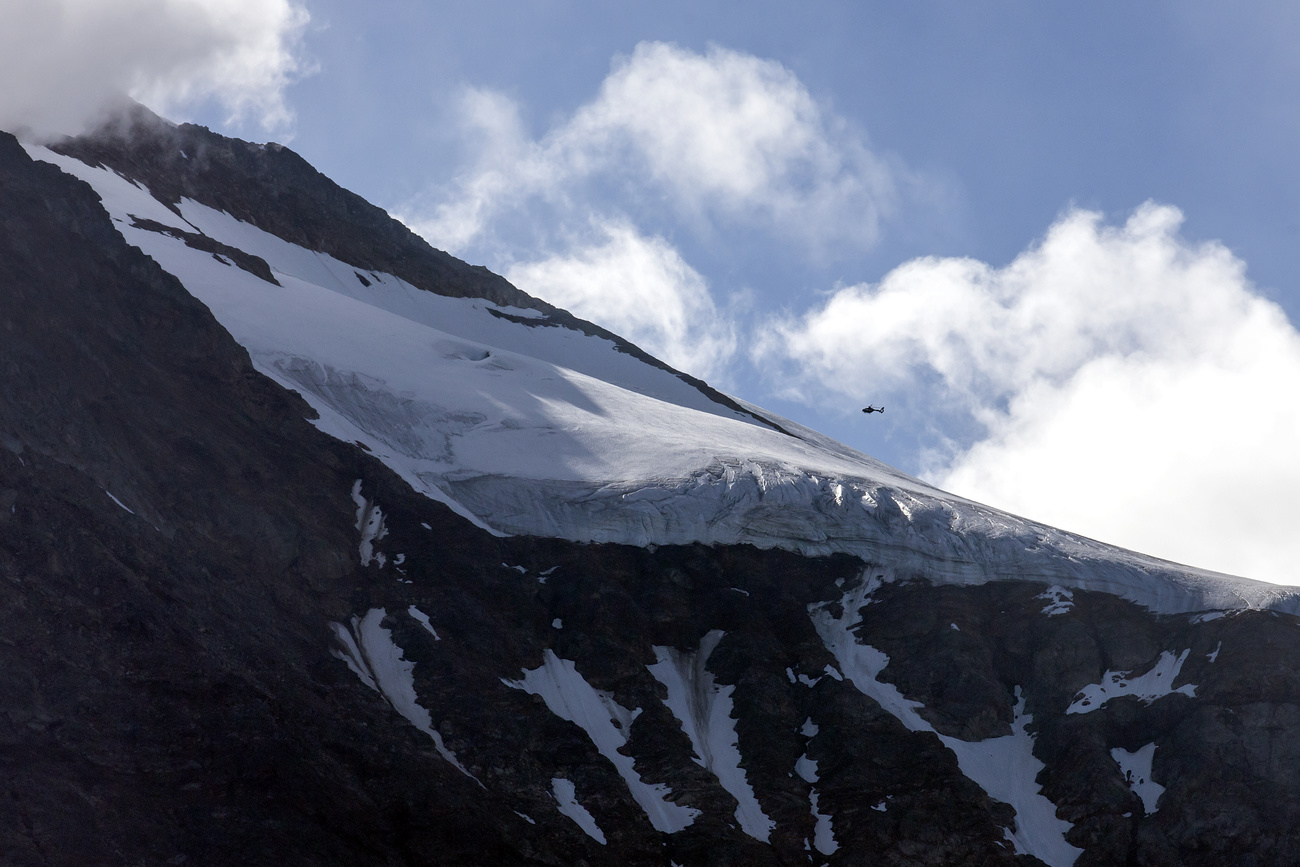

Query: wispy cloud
<box><xmin>0</xmin><ymin>0</ymin><xmax>311</xmax><ymax>138</ymax></box>
<box><xmin>507</xmin><ymin>220</ymin><xmax>738</xmax><ymax>383</ymax></box>
<box><xmin>763</xmin><ymin>202</ymin><xmax>1300</xmax><ymax>584</ymax></box>
<box><xmin>405</xmin><ymin>41</ymin><xmax>901</xmax><ymax>381</ymax></box>
<box><xmin>413</xmin><ymin>42</ymin><xmax>897</xmax><ymax>258</ymax></box>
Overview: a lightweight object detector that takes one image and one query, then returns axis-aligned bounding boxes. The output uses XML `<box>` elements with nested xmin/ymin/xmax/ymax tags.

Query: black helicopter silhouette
<box><xmin>861</xmin><ymin>405</ymin><xmax>885</xmax><ymax>414</ymax></box>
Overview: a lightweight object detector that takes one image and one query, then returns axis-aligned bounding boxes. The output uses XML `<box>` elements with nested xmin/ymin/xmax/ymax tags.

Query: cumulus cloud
<box><xmin>507</xmin><ymin>221</ymin><xmax>737</xmax><ymax>382</ymax></box>
<box><xmin>764</xmin><ymin>202</ymin><xmax>1300</xmax><ymax>585</ymax></box>
<box><xmin>0</xmin><ymin>0</ymin><xmax>310</xmax><ymax>138</ymax></box>
<box><xmin>411</xmin><ymin>41</ymin><xmax>897</xmax><ymax>257</ymax></box>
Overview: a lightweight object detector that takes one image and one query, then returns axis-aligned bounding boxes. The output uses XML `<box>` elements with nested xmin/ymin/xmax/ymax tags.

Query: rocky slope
<box><xmin>4</xmin><ymin>111</ymin><xmax>1300</xmax><ymax>866</ymax></box>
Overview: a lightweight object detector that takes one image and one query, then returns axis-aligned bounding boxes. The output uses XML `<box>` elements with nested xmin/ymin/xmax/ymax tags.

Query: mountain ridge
<box><xmin>5</xmin><ymin>114</ymin><xmax>1300</xmax><ymax>865</ymax></box>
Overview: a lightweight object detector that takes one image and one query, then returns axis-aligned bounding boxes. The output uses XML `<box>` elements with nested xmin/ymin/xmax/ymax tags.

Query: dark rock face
<box><xmin>7</xmin><ymin>122</ymin><xmax>1300</xmax><ymax>866</ymax></box>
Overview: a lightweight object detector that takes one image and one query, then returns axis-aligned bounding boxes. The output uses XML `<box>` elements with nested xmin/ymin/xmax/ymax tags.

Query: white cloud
<box><xmin>507</xmin><ymin>221</ymin><xmax>737</xmax><ymax>382</ymax></box>
<box><xmin>0</xmin><ymin>0</ymin><xmax>310</xmax><ymax>138</ymax></box>
<box><xmin>765</xmin><ymin>202</ymin><xmax>1300</xmax><ymax>585</ymax></box>
<box><xmin>411</xmin><ymin>41</ymin><xmax>897</xmax><ymax>257</ymax></box>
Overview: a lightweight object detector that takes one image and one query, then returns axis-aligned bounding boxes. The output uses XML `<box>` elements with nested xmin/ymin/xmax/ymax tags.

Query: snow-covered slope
<box><xmin>31</xmin><ymin>143</ymin><xmax>1300</xmax><ymax>615</ymax></box>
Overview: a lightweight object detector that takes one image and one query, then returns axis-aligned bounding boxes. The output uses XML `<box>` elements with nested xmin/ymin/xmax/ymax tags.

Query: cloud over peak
<box><xmin>0</xmin><ymin>0</ymin><xmax>310</xmax><ymax>139</ymax></box>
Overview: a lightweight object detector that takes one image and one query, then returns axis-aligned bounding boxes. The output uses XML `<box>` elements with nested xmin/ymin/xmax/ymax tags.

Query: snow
<box><xmin>331</xmin><ymin>609</ymin><xmax>478</xmax><ymax>783</ymax></box>
<box><xmin>507</xmin><ymin>650</ymin><xmax>699</xmax><ymax>833</ymax></box>
<box><xmin>105</xmin><ymin>491</ymin><xmax>134</xmax><ymax>514</ymax></box>
<box><xmin>1207</xmin><ymin>641</ymin><xmax>1222</xmax><ymax>663</ymax></box>
<box><xmin>813</xmin><ymin>579</ymin><xmax>1082</xmax><ymax>867</ymax></box>
<box><xmin>1111</xmin><ymin>743</ymin><xmax>1164</xmax><ymax>814</ymax></box>
<box><xmin>808</xmin><ymin>790</ymin><xmax>838</xmax><ymax>855</ymax></box>
<box><xmin>794</xmin><ymin>753</ymin><xmax>818</xmax><ymax>783</ymax></box>
<box><xmin>552</xmin><ymin>618</ymin><xmax>563</xmax><ymax>629</ymax></box>
<box><xmin>32</xmin><ymin>143</ymin><xmax>1300</xmax><ymax>617</ymax></box>
<box><xmin>1191</xmin><ymin>611</ymin><xmax>1226</xmax><ymax>623</ymax></box>
<box><xmin>1067</xmin><ymin>650</ymin><xmax>1197</xmax><ymax>714</ymax></box>
<box><xmin>645</xmin><ymin>631</ymin><xmax>773</xmax><ymax>841</ymax></box>
<box><xmin>551</xmin><ymin>778</ymin><xmax>606</xmax><ymax>844</ymax></box>
<box><xmin>351</xmin><ymin>480</ymin><xmax>387</xmax><ymax>567</ymax></box>
<box><xmin>513</xmin><ymin>811</ymin><xmax>536</xmax><ymax>825</ymax></box>
<box><xmin>1037</xmin><ymin>586</ymin><xmax>1074</xmax><ymax>616</ymax></box>
<box><xmin>794</xmin><ymin>718</ymin><xmax>838</xmax><ymax>855</ymax></box>
<box><xmin>408</xmin><ymin>606</ymin><xmax>440</xmax><ymax>640</ymax></box>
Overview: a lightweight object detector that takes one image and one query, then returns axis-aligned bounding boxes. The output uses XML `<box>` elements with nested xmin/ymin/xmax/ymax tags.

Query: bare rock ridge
<box><xmin>5</xmin><ymin>119</ymin><xmax>1300</xmax><ymax>866</ymax></box>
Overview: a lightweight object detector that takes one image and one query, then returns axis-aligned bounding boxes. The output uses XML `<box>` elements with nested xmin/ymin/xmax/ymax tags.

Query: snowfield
<box><xmin>31</xmin><ymin>144</ymin><xmax>1300</xmax><ymax>616</ymax></box>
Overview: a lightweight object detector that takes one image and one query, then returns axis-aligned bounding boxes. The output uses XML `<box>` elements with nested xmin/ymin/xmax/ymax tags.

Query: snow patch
<box><xmin>1067</xmin><ymin>650</ymin><xmax>1197</xmax><ymax>714</ymax></box>
<box><xmin>647</xmin><ymin>631</ymin><xmax>773</xmax><ymax>842</ymax></box>
<box><xmin>1207</xmin><ymin>641</ymin><xmax>1222</xmax><ymax>663</ymax></box>
<box><xmin>812</xmin><ymin>581</ymin><xmax>1081</xmax><ymax>867</ymax></box>
<box><xmin>351</xmin><ymin>480</ymin><xmax>388</xmax><ymax>567</ymax></box>
<box><xmin>331</xmin><ymin>609</ymin><xmax>478</xmax><ymax>783</ymax></box>
<box><xmin>105</xmin><ymin>491</ymin><xmax>134</xmax><ymax>515</ymax></box>
<box><xmin>408</xmin><ymin>606</ymin><xmax>440</xmax><ymax>640</ymax></box>
<box><xmin>1037</xmin><ymin>585</ymin><xmax>1074</xmax><ymax>616</ymax></box>
<box><xmin>1111</xmin><ymin>743</ymin><xmax>1164</xmax><ymax>814</ymax></box>
<box><xmin>552</xmin><ymin>618</ymin><xmax>563</xmax><ymax>629</ymax></box>
<box><xmin>1191</xmin><ymin>611</ymin><xmax>1226</xmax><ymax>624</ymax></box>
<box><xmin>508</xmin><ymin>651</ymin><xmax>699</xmax><ymax>833</ymax></box>
<box><xmin>551</xmin><ymin>778</ymin><xmax>606</xmax><ymax>844</ymax></box>
<box><xmin>809</xmin><ymin>790</ymin><xmax>838</xmax><ymax>855</ymax></box>
<box><xmin>794</xmin><ymin>718</ymin><xmax>838</xmax><ymax>855</ymax></box>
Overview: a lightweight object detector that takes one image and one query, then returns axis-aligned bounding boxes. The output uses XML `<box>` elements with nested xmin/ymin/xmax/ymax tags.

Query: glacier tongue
<box><xmin>30</xmin><ymin>142</ymin><xmax>1300</xmax><ymax>616</ymax></box>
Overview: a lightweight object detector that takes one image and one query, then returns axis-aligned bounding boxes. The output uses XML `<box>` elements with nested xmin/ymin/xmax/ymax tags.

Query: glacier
<box><xmin>28</xmin><ymin>142</ymin><xmax>1300</xmax><ymax>616</ymax></box>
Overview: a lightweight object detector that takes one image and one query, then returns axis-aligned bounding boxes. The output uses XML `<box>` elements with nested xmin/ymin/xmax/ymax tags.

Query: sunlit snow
<box><xmin>30</xmin><ymin>144</ymin><xmax>1300</xmax><ymax>616</ymax></box>
<box><xmin>647</xmin><ymin>631</ymin><xmax>774</xmax><ymax>841</ymax></box>
<box><xmin>330</xmin><ymin>609</ymin><xmax>478</xmax><ymax>783</ymax></box>
<box><xmin>812</xmin><ymin>577</ymin><xmax>1082</xmax><ymax>867</ymax></box>
<box><xmin>507</xmin><ymin>650</ymin><xmax>699</xmax><ymax>833</ymax></box>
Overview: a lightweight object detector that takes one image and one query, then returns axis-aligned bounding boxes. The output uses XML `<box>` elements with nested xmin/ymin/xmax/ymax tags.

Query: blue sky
<box><xmin>5</xmin><ymin>0</ymin><xmax>1300</xmax><ymax>584</ymax></box>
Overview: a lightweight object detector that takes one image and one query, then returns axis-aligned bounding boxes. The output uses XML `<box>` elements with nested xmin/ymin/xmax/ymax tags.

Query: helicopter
<box><xmin>861</xmin><ymin>405</ymin><xmax>884</xmax><ymax>414</ymax></box>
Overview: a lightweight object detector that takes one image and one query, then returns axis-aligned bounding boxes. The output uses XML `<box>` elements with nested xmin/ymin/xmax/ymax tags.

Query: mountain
<box><xmin>4</xmin><ymin>105</ymin><xmax>1300</xmax><ymax>866</ymax></box>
